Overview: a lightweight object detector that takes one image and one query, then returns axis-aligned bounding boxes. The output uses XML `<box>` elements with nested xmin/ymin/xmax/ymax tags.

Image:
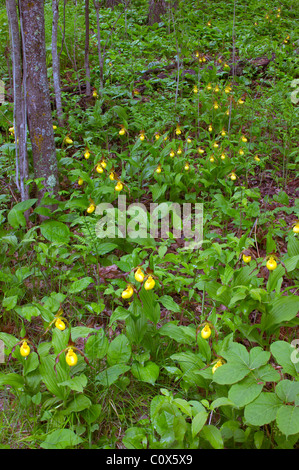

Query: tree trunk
<box><xmin>6</xmin><ymin>0</ymin><xmax>29</xmax><ymax>203</ymax></box>
<box><xmin>20</xmin><ymin>0</ymin><xmax>59</xmax><ymax>203</ymax></box>
<box><xmin>52</xmin><ymin>0</ymin><xmax>64</xmax><ymax>126</ymax></box>
<box><xmin>85</xmin><ymin>0</ymin><xmax>91</xmax><ymax>96</ymax></box>
<box><xmin>148</xmin><ymin>0</ymin><xmax>167</xmax><ymax>25</ymax></box>
<box><xmin>94</xmin><ymin>0</ymin><xmax>104</xmax><ymax>91</ymax></box>
<box><xmin>106</xmin><ymin>0</ymin><xmax>122</xmax><ymax>9</ymax></box>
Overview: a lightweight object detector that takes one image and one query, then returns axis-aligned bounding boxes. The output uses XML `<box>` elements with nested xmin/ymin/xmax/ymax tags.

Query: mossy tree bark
<box><xmin>20</xmin><ymin>0</ymin><xmax>59</xmax><ymax>204</ymax></box>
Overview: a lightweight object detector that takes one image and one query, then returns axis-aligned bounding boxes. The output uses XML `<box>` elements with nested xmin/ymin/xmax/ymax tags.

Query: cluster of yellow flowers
<box><xmin>122</xmin><ymin>267</ymin><xmax>156</xmax><ymax>300</ymax></box>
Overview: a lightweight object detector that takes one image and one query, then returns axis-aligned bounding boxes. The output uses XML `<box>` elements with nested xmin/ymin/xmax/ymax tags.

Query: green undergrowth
<box><xmin>0</xmin><ymin>0</ymin><xmax>298</xmax><ymax>449</ymax></box>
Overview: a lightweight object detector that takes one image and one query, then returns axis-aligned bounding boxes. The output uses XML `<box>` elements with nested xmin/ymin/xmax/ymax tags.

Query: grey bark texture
<box><xmin>6</xmin><ymin>0</ymin><xmax>29</xmax><ymax>203</ymax></box>
<box><xmin>52</xmin><ymin>0</ymin><xmax>64</xmax><ymax>126</ymax></box>
<box><xmin>85</xmin><ymin>0</ymin><xmax>91</xmax><ymax>96</ymax></box>
<box><xmin>106</xmin><ymin>0</ymin><xmax>122</xmax><ymax>9</ymax></box>
<box><xmin>148</xmin><ymin>0</ymin><xmax>167</xmax><ymax>25</ymax></box>
<box><xmin>20</xmin><ymin>0</ymin><xmax>59</xmax><ymax>202</ymax></box>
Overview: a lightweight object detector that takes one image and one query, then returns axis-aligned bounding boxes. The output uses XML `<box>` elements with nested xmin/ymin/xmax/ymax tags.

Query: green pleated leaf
<box><xmin>0</xmin><ymin>372</ymin><xmax>24</xmax><ymax>390</ymax></box>
<box><xmin>40</xmin><ymin>429</ymin><xmax>83</xmax><ymax>449</ymax></box>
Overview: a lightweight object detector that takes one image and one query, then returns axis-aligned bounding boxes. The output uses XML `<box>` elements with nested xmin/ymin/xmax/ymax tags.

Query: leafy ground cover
<box><xmin>0</xmin><ymin>0</ymin><xmax>298</xmax><ymax>449</ymax></box>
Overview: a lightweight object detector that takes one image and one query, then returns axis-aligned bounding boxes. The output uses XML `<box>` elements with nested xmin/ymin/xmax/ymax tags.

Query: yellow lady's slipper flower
<box><xmin>55</xmin><ymin>318</ymin><xmax>66</xmax><ymax>331</ymax></box>
<box><xmin>135</xmin><ymin>268</ymin><xmax>145</xmax><ymax>283</ymax></box>
<box><xmin>20</xmin><ymin>341</ymin><xmax>30</xmax><ymax>357</ymax></box>
<box><xmin>201</xmin><ymin>324</ymin><xmax>211</xmax><ymax>339</ymax></box>
<box><xmin>122</xmin><ymin>284</ymin><xmax>134</xmax><ymax>299</ymax></box>
<box><xmin>144</xmin><ymin>276</ymin><xmax>155</xmax><ymax>290</ymax></box>
<box><xmin>266</xmin><ymin>256</ymin><xmax>277</xmax><ymax>271</ymax></box>
<box><xmin>66</xmin><ymin>348</ymin><xmax>78</xmax><ymax>366</ymax></box>
<box><xmin>115</xmin><ymin>181</ymin><xmax>123</xmax><ymax>192</ymax></box>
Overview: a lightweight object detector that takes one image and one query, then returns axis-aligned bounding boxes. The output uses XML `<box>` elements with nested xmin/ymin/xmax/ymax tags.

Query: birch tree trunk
<box><xmin>6</xmin><ymin>0</ymin><xmax>29</xmax><ymax>203</ymax></box>
<box><xmin>20</xmin><ymin>0</ymin><xmax>59</xmax><ymax>203</ymax></box>
<box><xmin>52</xmin><ymin>0</ymin><xmax>64</xmax><ymax>126</ymax></box>
<box><xmin>85</xmin><ymin>0</ymin><xmax>91</xmax><ymax>96</ymax></box>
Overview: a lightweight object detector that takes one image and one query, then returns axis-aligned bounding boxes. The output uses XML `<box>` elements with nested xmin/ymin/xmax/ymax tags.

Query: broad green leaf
<box><xmin>173</xmin><ymin>415</ymin><xmax>187</xmax><ymax>443</ymax></box>
<box><xmin>131</xmin><ymin>361</ymin><xmax>159</xmax><ymax>385</ymax></box>
<box><xmin>158</xmin><ymin>323</ymin><xmax>196</xmax><ymax>345</ymax></box>
<box><xmin>191</xmin><ymin>410</ymin><xmax>208</xmax><ymax>438</ymax></box>
<box><xmin>276</xmin><ymin>405</ymin><xmax>299</xmax><ymax>436</ymax></box>
<box><xmin>275</xmin><ymin>380</ymin><xmax>299</xmax><ymax>403</ymax></box>
<box><xmin>71</xmin><ymin>326</ymin><xmax>97</xmax><ymax>340</ymax></box>
<box><xmin>201</xmin><ymin>425</ymin><xmax>224</xmax><ymax>449</ymax></box>
<box><xmin>58</xmin><ymin>374</ymin><xmax>88</xmax><ymax>393</ymax></box>
<box><xmin>51</xmin><ymin>328</ymin><xmax>70</xmax><ymax>355</ymax></box>
<box><xmin>283</xmin><ymin>255</ymin><xmax>299</xmax><ymax>272</ymax></box>
<box><xmin>212</xmin><ymin>362</ymin><xmax>250</xmax><ymax>385</ymax></box>
<box><xmin>81</xmin><ymin>404</ymin><xmax>102</xmax><ymax>425</ymax></box>
<box><xmin>40</xmin><ymin>429</ymin><xmax>83</xmax><ymax>449</ymax></box>
<box><xmin>85</xmin><ymin>330</ymin><xmax>108</xmax><ymax>361</ymax></box>
<box><xmin>68</xmin><ymin>277</ymin><xmax>94</xmax><ymax>294</ymax></box>
<box><xmin>158</xmin><ymin>295</ymin><xmax>181</xmax><ymax>313</ymax></box>
<box><xmin>265</xmin><ymin>296</ymin><xmax>299</xmax><ymax>329</ymax></box>
<box><xmin>39</xmin><ymin>355</ymin><xmax>70</xmax><ymax>400</ymax></box>
<box><xmin>0</xmin><ymin>332</ymin><xmax>19</xmax><ymax>352</ymax></box>
<box><xmin>266</xmin><ymin>264</ymin><xmax>285</xmax><ymax>293</ymax></box>
<box><xmin>196</xmin><ymin>333</ymin><xmax>212</xmax><ymax>362</ymax></box>
<box><xmin>109</xmin><ymin>306</ymin><xmax>130</xmax><ymax>326</ymax></box>
<box><xmin>96</xmin><ymin>242</ymin><xmax>118</xmax><ymax>256</ymax></box>
<box><xmin>248</xmin><ymin>347</ymin><xmax>271</xmax><ymax>369</ymax></box>
<box><xmin>221</xmin><ymin>341</ymin><xmax>249</xmax><ymax>366</ymax></box>
<box><xmin>173</xmin><ymin>398</ymin><xmax>192</xmax><ymax>417</ymax></box>
<box><xmin>23</xmin><ymin>352</ymin><xmax>39</xmax><ymax>376</ymax></box>
<box><xmin>254</xmin><ymin>364</ymin><xmax>281</xmax><ymax>383</ymax></box>
<box><xmin>7</xmin><ymin>199</ymin><xmax>37</xmax><ymax>228</ymax></box>
<box><xmin>123</xmin><ymin>427</ymin><xmax>147</xmax><ymax>450</ymax></box>
<box><xmin>15</xmin><ymin>304</ymin><xmax>40</xmax><ymax>321</ymax></box>
<box><xmin>287</xmin><ymin>235</ymin><xmax>299</xmax><ymax>257</ymax></box>
<box><xmin>211</xmin><ymin>397</ymin><xmax>235</xmax><ymax>410</ymax></box>
<box><xmin>270</xmin><ymin>341</ymin><xmax>299</xmax><ymax>377</ymax></box>
<box><xmin>107</xmin><ymin>334</ymin><xmax>131</xmax><ymax>366</ymax></box>
<box><xmin>2</xmin><ymin>295</ymin><xmax>18</xmax><ymax>311</ymax></box>
<box><xmin>138</xmin><ymin>289</ymin><xmax>160</xmax><ymax>324</ymax></box>
<box><xmin>228</xmin><ymin>376</ymin><xmax>263</xmax><ymax>407</ymax></box>
<box><xmin>40</xmin><ymin>220</ymin><xmax>70</xmax><ymax>244</ymax></box>
<box><xmin>62</xmin><ymin>395</ymin><xmax>91</xmax><ymax>415</ymax></box>
<box><xmin>0</xmin><ymin>372</ymin><xmax>24</xmax><ymax>390</ymax></box>
<box><xmin>244</xmin><ymin>392</ymin><xmax>282</xmax><ymax>426</ymax></box>
<box><xmin>96</xmin><ymin>364</ymin><xmax>130</xmax><ymax>387</ymax></box>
